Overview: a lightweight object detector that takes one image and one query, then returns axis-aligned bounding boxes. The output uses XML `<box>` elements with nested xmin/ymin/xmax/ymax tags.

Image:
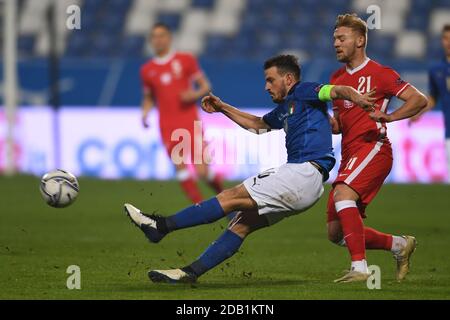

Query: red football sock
<box><xmin>336</xmin><ymin>201</ymin><xmax>366</xmax><ymax>261</ymax></box>
<box><xmin>207</xmin><ymin>173</ymin><xmax>224</xmax><ymax>194</ymax></box>
<box><xmin>180</xmin><ymin>178</ymin><xmax>203</xmax><ymax>204</ymax></box>
<box><xmin>364</xmin><ymin>227</ymin><xmax>393</xmax><ymax>250</ymax></box>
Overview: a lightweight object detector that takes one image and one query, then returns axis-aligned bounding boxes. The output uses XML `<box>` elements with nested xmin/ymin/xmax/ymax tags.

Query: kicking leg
<box><xmin>124</xmin><ymin>184</ymin><xmax>256</xmax><ymax>243</ymax></box>
<box><xmin>147</xmin><ymin>162</ymin><xmax>325</xmax><ymax>283</ymax></box>
<box><xmin>148</xmin><ymin>210</ymin><xmax>269</xmax><ymax>283</ymax></box>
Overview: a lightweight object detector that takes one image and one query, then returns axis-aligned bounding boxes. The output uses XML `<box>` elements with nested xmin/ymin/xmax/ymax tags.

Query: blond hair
<box><xmin>335</xmin><ymin>13</ymin><xmax>368</xmax><ymax>44</ymax></box>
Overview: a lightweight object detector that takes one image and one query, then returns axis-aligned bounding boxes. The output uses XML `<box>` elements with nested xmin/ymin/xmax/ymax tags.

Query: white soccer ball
<box><xmin>39</xmin><ymin>169</ymin><xmax>79</xmax><ymax>208</ymax></box>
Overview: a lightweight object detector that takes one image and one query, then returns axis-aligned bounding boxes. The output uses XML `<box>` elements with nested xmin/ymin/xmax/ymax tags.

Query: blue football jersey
<box><xmin>429</xmin><ymin>59</ymin><xmax>450</xmax><ymax>138</ymax></box>
<box><xmin>262</xmin><ymin>82</ymin><xmax>336</xmax><ymax>180</ymax></box>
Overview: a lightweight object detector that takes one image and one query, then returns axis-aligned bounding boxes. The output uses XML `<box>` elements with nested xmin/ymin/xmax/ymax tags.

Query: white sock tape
<box><xmin>335</xmin><ymin>200</ymin><xmax>357</xmax><ymax>213</ymax></box>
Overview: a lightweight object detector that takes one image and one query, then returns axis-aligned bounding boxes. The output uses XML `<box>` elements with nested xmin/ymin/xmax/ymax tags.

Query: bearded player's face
<box><xmin>150</xmin><ymin>27</ymin><xmax>172</xmax><ymax>55</ymax></box>
<box><xmin>264</xmin><ymin>66</ymin><xmax>289</xmax><ymax>103</ymax></box>
<box><xmin>333</xmin><ymin>26</ymin><xmax>360</xmax><ymax>63</ymax></box>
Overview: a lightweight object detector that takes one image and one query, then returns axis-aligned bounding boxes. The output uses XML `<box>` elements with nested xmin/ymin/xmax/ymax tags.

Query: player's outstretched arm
<box><xmin>328</xmin><ymin>85</ymin><xmax>377</xmax><ymax>111</ymax></box>
<box><xmin>201</xmin><ymin>92</ymin><xmax>271</xmax><ymax>134</ymax></box>
<box><xmin>370</xmin><ymin>86</ymin><xmax>428</xmax><ymax>123</ymax></box>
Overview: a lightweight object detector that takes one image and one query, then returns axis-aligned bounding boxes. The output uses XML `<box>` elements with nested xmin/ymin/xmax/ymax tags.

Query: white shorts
<box><xmin>243</xmin><ymin>162</ymin><xmax>324</xmax><ymax>225</ymax></box>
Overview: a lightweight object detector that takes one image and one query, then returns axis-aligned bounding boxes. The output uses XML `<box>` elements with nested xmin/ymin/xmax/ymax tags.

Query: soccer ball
<box><xmin>39</xmin><ymin>169</ymin><xmax>79</xmax><ymax>208</ymax></box>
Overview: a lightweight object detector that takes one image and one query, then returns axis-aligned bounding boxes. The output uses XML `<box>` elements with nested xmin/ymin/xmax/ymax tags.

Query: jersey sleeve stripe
<box><xmin>395</xmin><ymin>83</ymin><xmax>410</xmax><ymax>97</ymax></box>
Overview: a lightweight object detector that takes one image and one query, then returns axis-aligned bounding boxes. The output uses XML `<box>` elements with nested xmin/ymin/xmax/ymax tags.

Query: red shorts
<box><xmin>327</xmin><ymin>141</ymin><xmax>393</xmax><ymax>222</ymax></box>
<box><xmin>160</xmin><ymin>121</ymin><xmax>205</xmax><ymax>165</ymax></box>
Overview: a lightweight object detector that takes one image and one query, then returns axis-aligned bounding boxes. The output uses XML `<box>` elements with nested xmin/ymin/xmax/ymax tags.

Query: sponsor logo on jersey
<box><xmin>160</xmin><ymin>72</ymin><xmax>172</xmax><ymax>85</ymax></box>
<box><xmin>288</xmin><ymin>101</ymin><xmax>296</xmax><ymax>115</ymax></box>
<box><xmin>343</xmin><ymin>100</ymin><xmax>354</xmax><ymax>109</ymax></box>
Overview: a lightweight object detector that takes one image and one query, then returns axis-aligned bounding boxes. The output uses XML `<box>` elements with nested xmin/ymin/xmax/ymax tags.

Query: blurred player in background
<box><xmin>410</xmin><ymin>24</ymin><xmax>450</xmax><ymax>183</ymax></box>
<box><xmin>125</xmin><ymin>55</ymin><xmax>376</xmax><ymax>283</ymax></box>
<box><xmin>328</xmin><ymin>14</ymin><xmax>428</xmax><ymax>283</ymax></box>
<box><xmin>140</xmin><ymin>23</ymin><xmax>223</xmax><ymax>204</ymax></box>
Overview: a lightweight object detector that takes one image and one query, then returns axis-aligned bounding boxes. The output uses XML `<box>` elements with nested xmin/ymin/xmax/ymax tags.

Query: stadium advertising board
<box><xmin>0</xmin><ymin>107</ymin><xmax>447</xmax><ymax>183</ymax></box>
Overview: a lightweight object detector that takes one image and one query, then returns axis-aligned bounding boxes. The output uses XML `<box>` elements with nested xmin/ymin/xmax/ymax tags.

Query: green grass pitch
<box><xmin>1</xmin><ymin>175</ymin><xmax>450</xmax><ymax>299</ymax></box>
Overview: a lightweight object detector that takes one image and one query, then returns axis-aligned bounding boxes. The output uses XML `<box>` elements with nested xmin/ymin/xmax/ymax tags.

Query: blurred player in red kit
<box><xmin>328</xmin><ymin>14</ymin><xmax>428</xmax><ymax>283</ymax></box>
<box><xmin>140</xmin><ymin>23</ymin><xmax>223</xmax><ymax>203</ymax></box>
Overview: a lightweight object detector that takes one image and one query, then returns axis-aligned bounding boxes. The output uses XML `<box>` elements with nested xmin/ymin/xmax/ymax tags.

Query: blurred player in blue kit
<box><xmin>124</xmin><ymin>55</ymin><xmax>377</xmax><ymax>283</ymax></box>
<box><xmin>411</xmin><ymin>24</ymin><xmax>450</xmax><ymax>183</ymax></box>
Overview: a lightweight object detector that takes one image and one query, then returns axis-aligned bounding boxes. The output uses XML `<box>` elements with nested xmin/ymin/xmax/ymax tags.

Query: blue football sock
<box><xmin>185</xmin><ymin>230</ymin><xmax>243</xmax><ymax>277</ymax></box>
<box><xmin>165</xmin><ymin>197</ymin><xmax>225</xmax><ymax>232</ymax></box>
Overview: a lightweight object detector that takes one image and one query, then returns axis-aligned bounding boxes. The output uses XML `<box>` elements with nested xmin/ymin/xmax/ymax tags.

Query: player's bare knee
<box><xmin>217</xmin><ymin>185</ymin><xmax>240</xmax><ymax>199</ymax></box>
<box><xmin>333</xmin><ymin>184</ymin><xmax>358</xmax><ymax>202</ymax></box>
<box><xmin>216</xmin><ymin>187</ymin><xmax>236</xmax><ymax>205</ymax></box>
<box><xmin>332</xmin><ymin>188</ymin><xmax>346</xmax><ymax>202</ymax></box>
<box><xmin>217</xmin><ymin>184</ymin><xmax>255</xmax><ymax>212</ymax></box>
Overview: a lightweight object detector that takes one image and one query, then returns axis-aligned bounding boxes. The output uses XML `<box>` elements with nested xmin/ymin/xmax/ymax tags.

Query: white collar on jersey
<box><xmin>345</xmin><ymin>57</ymin><xmax>371</xmax><ymax>75</ymax></box>
<box><xmin>153</xmin><ymin>49</ymin><xmax>176</xmax><ymax>65</ymax></box>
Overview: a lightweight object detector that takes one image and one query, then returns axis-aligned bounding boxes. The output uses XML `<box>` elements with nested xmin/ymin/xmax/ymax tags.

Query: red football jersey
<box><xmin>330</xmin><ymin>58</ymin><xmax>410</xmax><ymax>154</ymax></box>
<box><xmin>140</xmin><ymin>51</ymin><xmax>203</xmax><ymax>129</ymax></box>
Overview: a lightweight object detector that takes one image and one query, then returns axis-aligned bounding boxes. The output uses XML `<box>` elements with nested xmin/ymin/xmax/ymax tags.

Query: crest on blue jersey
<box><xmin>288</xmin><ymin>101</ymin><xmax>296</xmax><ymax>115</ymax></box>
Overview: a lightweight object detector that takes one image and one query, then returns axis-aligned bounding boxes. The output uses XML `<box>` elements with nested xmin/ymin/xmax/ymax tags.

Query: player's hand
<box><xmin>356</xmin><ymin>88</ymin><xmax>377</xmax><ymax>112</ymax></box>
<box><xmin>201</xmin><ymin>92</ymin><xmax>223</xmax><ymax>113</ymax></box>
<box><xmin>142</xmin><ymin>114</ymin><xmax>150</xmax><ymax>128</ymax></box>
<box><xmin>180</xmin><ymin>90</ymin><xmax>199</xmax><ymax>104</ymax></box>
<box><xmin>369</xmin><ymin>109</ymin><xmax>392</xmax><ymax>123</ymax></box>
